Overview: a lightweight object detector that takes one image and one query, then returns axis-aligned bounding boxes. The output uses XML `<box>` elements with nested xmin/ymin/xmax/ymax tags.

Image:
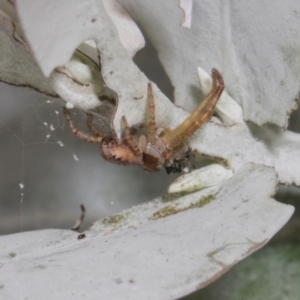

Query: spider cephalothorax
<box><xmin>63</xmin><ymin>69</ymin><xmax>224</xmax><ymax>173</ymax></box>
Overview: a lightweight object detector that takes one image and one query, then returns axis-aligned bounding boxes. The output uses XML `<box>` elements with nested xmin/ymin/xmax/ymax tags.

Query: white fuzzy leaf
<box><xmin>0</xmin><ymin>13</ymin><xmax>55</xmax><ymax>95</ymax></box>
<box><xmin>118</xmin><ymin>0</ymin><xmax>300</xmax><ymax>128</ymax></box>
<box><xmin>0</xmin><ymin>164</ymin><xmax>294</xmax><ymax>299</ymax></box>
<box><xmin>14</xmin><ymin>0</ymin><xmax>145</xmax><ymax>77</ymax></box>
<box><xmin>168</xmin><ymin>164</ymin><xmax>233</xmax><ymax>194</ymax></box>
<box><xmin>14</xmin><ymin>0</ymin><xmax>101</xmax><ymax>77</ymax></box>
<box><xmin>1</xmin><ymin>3</ymin><xmax>298</xmax><ymax>189</ymax></box>
<box><xmin>0</xmin><ymin>2</ymin><xmax>298</xmax><ymax>297</ymax></box>
<box><xmin>11</xmin><ymin>0</ymin><xmax>154</xmax><ymax>134</ymax></box>
<box><xmin>179</xmin><ymin>0</ymin><xmax>193</xmax><ymax>28</ymax></box>
<box><xmin>103</xmin><ymin>0</ymin><xmax>145</xmax><ymax>57</ymax></box>
<box><xmin>184</xmin><ymin>68</ymin><xmax>300</xmax><ymax>187</ymax></box>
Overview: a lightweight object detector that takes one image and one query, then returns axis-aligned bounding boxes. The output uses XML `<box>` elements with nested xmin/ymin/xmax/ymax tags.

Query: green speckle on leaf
<box><xmin>9</xmin><ymin>252</ymin><xmax>16</xmax><ymax>258</ymax></box>
<box><xmin>103</xmin><ymin>214</ymin><xmax>125</xmax><ymax>225</ymax></box>
<box><xmin>151</xmin><ymin>194</ymin><xmax>215</xmax><ymax>220</ymax></box>
<box><xmin>151</xmin><ymin>205</ymin><xmax>179</xmax><ymax>220</ymax></box>
<box><xmin>191</xmin><ymin>194</ymin><xmax>215</xmax><ymax>208</ymax></box>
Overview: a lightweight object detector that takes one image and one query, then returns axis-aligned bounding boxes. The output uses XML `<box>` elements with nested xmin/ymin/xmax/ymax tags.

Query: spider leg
<box><xmin>86</xmin><ymin>113</ymin><xmax>105</xmax><ymax>138</ymax></box>
<box><xmin>63</xmin><ymin>107</ymin><xmax>103</xmax><ymax>143</ymax></box>
<box><xmin>162</xmin><ymin>68</ymin><xmax>224</xmax><ymax>149</ymax></box>
<box><xmin>147</xmin><ymin>83</ymin><xmax>156</xmax><ymax>143</ymax></box>
<box><xmin>121</xmin><ymin>116</ymin><xmax>142</xmax><ymax>155</ymax></box>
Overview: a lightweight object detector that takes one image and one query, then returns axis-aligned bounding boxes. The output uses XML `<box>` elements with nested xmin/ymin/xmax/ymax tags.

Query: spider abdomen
<box><xmin>100</xmin><ymin>139</ymin><xmax>142</xmax><ymax>166</ymax></box>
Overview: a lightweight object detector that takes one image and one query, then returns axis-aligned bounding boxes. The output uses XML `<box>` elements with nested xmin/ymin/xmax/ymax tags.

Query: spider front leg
<box><xmin>146</xmin><ymin>83</ymin><xmax>156</xmax><ymax>144</ymax></box>
<box><xmin>86</xmin><ymin>113</ymin><xmax>104</xmax><ymax>138</ymax></box>
<box><xmin>121</xmin><ymin>116</ymin><xmax>142</xmax><ymax>155</ymax></box>
<box><xmin>63</xmin><ymin>107</ymin><xmax>104</xmax><ymax>143</ymax></box>
<box><xmin>161</xmin><ymin>68</ymin><xmax>224</xmax><ymax>149</ymax></box>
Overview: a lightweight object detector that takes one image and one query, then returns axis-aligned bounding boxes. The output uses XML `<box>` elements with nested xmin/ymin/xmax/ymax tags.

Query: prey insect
<box><xmin>63</xmin><ymin>68</ymin><xmax>224</xmax><ymax>173</ymax></box>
